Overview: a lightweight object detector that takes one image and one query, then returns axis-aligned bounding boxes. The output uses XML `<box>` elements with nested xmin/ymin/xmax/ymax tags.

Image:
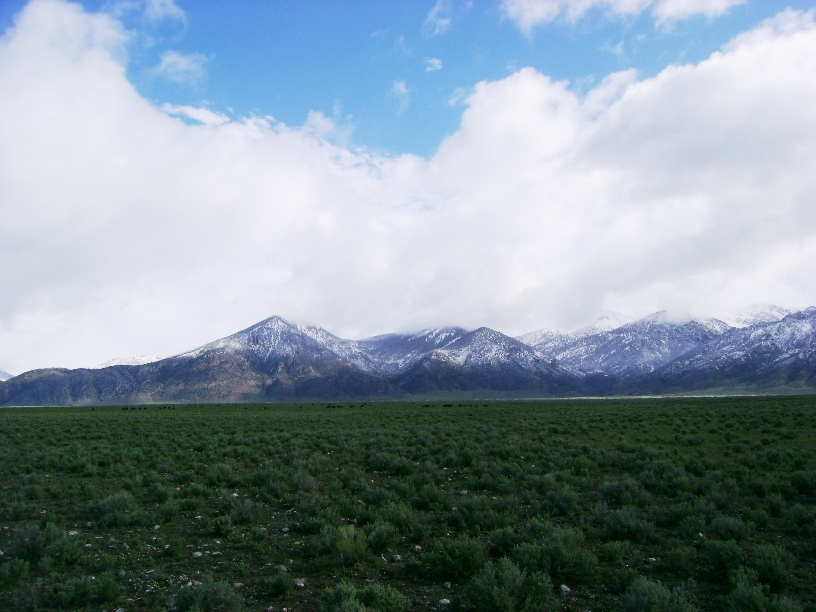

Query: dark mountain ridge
<box><xmin>2</xmin><ymin>307</ymin><xmax>815</xmax><ymax>405</ymax></box>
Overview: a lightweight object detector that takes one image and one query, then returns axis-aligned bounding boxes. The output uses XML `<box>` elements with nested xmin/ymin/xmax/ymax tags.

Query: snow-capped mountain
<box><xmin>357</xmin><ymin>327</ymin><xmax>469</xmax><ymax>374</ymax></box>
<box><xmin>176</xmin><ymin>316</ymin><xmax>378</xmax><ymax>373</ymax></box>
<box><xmin>720</xmin><ymin>304</ymin><xmax>793</xmax><ymax>328</ymax></box>
<box><xmin>0</xmin><ymin>369</ymin><xmax>13</xmax><ymax>382</ymax></box>
<box><xmin>3</xmin><ymin>307</ymin><xmax>816</xmax><ymax>405</ymax></box>
<box><xmin>517</xmin><ymin>312</ymin><xmax>631</xmax><ymax>357</ymax></box>
<box><xmin>95</xmin><ymin>355</ymin><xmax>167</xmax><ymax>368</ymax></box>
<box><xmin>393</xmin><ymin>327</ymin><xmax>586</xmax><ymax>396</ymax></box>
<box><xmin>434</xmin><ymin>327</ymin><xmax>550</xmax><ymax>370</ymax></box>
<box><xmin>641</xmin><ymin>307</ymin><xmax>816</xmax><ymax>391</ymax></box>
<box><xmin>536</xmin><ymin>312</ymin><xmax>731</xmax><ymax>379</ymax></box>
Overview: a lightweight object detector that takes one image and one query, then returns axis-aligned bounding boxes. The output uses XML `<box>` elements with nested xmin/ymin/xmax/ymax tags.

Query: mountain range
<box><xmin>1</xmin><ymin>305</ymin><xmax>814</xmax><ymax>405</ymax></box>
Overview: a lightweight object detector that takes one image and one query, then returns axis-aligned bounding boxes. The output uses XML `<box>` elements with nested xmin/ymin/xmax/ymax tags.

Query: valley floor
<box><xmin>0</xmin><ymin>397</ymin><xmax>815</xmax><ymax>610</ymax></box>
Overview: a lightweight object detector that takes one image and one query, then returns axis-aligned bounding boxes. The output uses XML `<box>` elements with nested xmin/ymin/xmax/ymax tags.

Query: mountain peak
<box><xmin>0</xmin><ymin>369</ymin><xmax>13</xmax><ymax>382</ymax></box>
<box><xmin>720</xmin><ymin>304</ymin><xmax>793</xmax><ymax>328</ymax></box>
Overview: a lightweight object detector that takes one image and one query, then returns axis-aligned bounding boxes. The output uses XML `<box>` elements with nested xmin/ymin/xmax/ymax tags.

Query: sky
<box><xmin>1</xmin><ymin>0</ymin><xmax>816</xmax><ymax>373</ymax></box>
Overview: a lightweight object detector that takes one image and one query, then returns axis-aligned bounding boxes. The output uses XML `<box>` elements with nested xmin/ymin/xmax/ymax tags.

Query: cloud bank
<box><xmin>2</xmin><ymin>0</ymin><xmax>816</xmax><ymax>372</ymax></box>
<box><xmin>501</xmin><ymin>0</ymin><xmax>746</xmax><ymax>32</ymax></box>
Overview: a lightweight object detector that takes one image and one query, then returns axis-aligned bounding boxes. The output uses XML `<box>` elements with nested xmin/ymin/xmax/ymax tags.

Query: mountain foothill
<box><xmin>1</xmin><ymin>305</ymin><xmax>815</xmax><ymax>405</ymax></box>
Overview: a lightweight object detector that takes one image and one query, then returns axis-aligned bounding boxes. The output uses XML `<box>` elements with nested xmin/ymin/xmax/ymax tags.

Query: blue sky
<box><xmin>2</xmin><ymin>0</ymin><xmax>816</xmax><ymax>372</ymax></box>
<box><xmin>1</xmin><ymin>0</ymin><xmax>812</xmax><ymax>156</ymax></box>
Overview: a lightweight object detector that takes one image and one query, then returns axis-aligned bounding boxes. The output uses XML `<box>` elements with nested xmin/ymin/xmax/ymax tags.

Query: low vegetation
<box><xmin>0</xmin><ymin>397</ymin><xmax>814</xmax><ymax>610</ymax></box>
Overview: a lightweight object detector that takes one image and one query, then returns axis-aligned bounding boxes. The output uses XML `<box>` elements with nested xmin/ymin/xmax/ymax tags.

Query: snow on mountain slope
<box><xmin>436</xmin><ymin>327</ymin><xmax>555</xmax><ymax>370</ymax></box>
<box><xmin>554</xmin><ymin>311</ymin><xmax>732</xmax><ymax>379</ymax></box>
<box><xmin>358</xmin><ymin>327</ymin><xmax>469</xmax><ymax>374</ymax></box>
<box><xmin>95</xmin><ymin>355</ymin><xmax>167</xmax><ymax>368</ymax></box>
<box><xmin>720</xmin><ymin>304</ymin><xmax>793</xmax><ymax>328</ymax></box>
<box><xmin>656</xmin><ymin>307</ymin><xmax>816</xmax><ymax>377</ymax></box>
<box><xmin>0</xmin><ymin>369</ymin><xmax>13</xmax><ymax>382</ymax></box>
<box><xmin>515</xmin><ymin>328</ymin><xmax>565</xmax><ymax>351</ymax></box>
<box><xmin>175</xmin><ymin>316</ymin><xmax>378</xmax><ymax>372</ymax></box>
<box><xmin>516</xmin><ymin>313</ymin><xmax>631</xmax><ymax>356</ymax></box>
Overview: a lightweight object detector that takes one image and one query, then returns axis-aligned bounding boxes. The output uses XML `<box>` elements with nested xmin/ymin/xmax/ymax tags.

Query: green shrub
<box><xmin>545</xmin><ymin>488</ymin><xmax>579</xmax><ymax>516</ymax></box>
<box><xmin>464</xmin><ymin>558</ymin><xmax>557</xmax><ymax>612</ymax></box>
<box><xmin>7</xmin><ymin>523</ymin><xmax>77</xmax><ymax>566</ymax></box>
<box><xmin>705</xmin><ymin>540</ymin><xmax>744</xmax><ymax>572</ymax></box>
<box><xmin>724</xmin><ymin>566</ymin><xmax>802</xmax><ymax>611</ymax></box>
<box><xmin>767</xmin><ymin>598</ymin><xmax>805</xmax><ymax>612</ymax></box>
<box><xmin>600</xmin><ymin>478</ymin><xmax>646</xmax><ymax>507</ymax></box>
<box><xmin>230</xmin><ymin>499</ymin><xmax>258</xmax><ymax>525</ymax></box>
<box><xmin>163</xmin><ymin>538</ymin><xmax>186</xmax><ymax>558</ymax></box>
<box><xmin>601</xmin><ymin>540</ymin><xmax>635</xmax><ymax>562</ymax></box>
<box><xmin>510</xmin><ymin>528</ymin><xmax>598</xmax><ymax>584</ymax></box>
<box><xmin>624</xmin><ymin>577</ymin><xmax>698</xmax><ymax>612</ymax></box>
<box><xmin>334</xmin><ymin>525</ymin><xmax>368</xmax><ymax>565</ymax></box>
<box><xmin>50</xmin><ymin>576</ymin><xmax>94</xmax><ymax>609</ymax></box>
<box><xmin>92</xmin><ymin>492</ymin><xmax>137</xmax><ymax>526</ymax></box>
<box><xmin>211</xmin><ymin>515</ymin><xmax>233</xmax><ymax>536</ymax></box>
<box><xmin>664</xmin><ymin>545</ymin><xmax>696</xmax><ymax>571</ymax></box>
<box><xmin>94</xmin><ymin>570</ymin><xmax>123</xmax><ymax>603</ymax></box>
<box><xmin>678</xmin><ymin>515</ymin><xmax>706</xmax><ymax>539</ymax></box>
<box><xmin>724</xmin><ymin>567</ymin><xmax>767</xmax><ymax>611</ymax></box>
<box><xmin>174</xmin><ymin>578</ymin><xmax>243</xmax><ymax>612</ymax></box>
<box><xmin>424</xmin><ymin>536</ymin><xmax>488</xmax><ymax>580</ymax></box>
<box><xmin>605</xmin><ymin>508</ymin><xmax>656</xmax><ymax>542</ymax></box>
<box><xmin>709</xmin><ymin>516</ymin><xmax>749</xmax><ymax>541</ymax></box>
<box><xmin>490</xmin><ymin>527</ymin><xmax>520</xmax><ymax>557</ymax></box>
<box><xmin>366</xmin><ymin>521</ymin><xmax>397</xmax><ymax>554</ymax></box>
<box><xmin>148</xmin><ymin>482</ymin><xmax>172</xmax><ymax>503</ymax></box>
<box><xmin>266</xmin><ymin>567</ymin><xmax>293</xmax><ymax>597</ymax></box>
<box><xmin>0</xmin><ymin>559</ymin><xmax>29</xmax><ymax>588</ymax></box>
<box><xmin>321</xmin><ymin>581</ymin><xmax>409</xmax><ymax>612</ymax></box>
<box><xmin>376</xmin><ymin>503</ymin><xmax>418</xmax><ymax>535</ymax></box>
<box><xmin>614</xmin><ymin>567</ymin><xmax>639</xmax><ymax>593</ymax></box>
<box><xmin>746</xmin><ymin>545</ymin><xmax>793</xmax><ymax>590</ymax></box>
<box><xmin>8</xmin><ymin>523</ymin><xmax>63</xmax><ymax>561</ymax></box>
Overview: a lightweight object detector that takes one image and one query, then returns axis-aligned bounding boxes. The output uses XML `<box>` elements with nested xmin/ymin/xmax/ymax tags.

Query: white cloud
<box><xmin>500</xmin><ymin>0</ymin><xmax>744</xmax><ymax>32</ymax></box>
<box><xmin>144</xmin><ymin>0</ymin><xmax>186</xmax><ymax>23</ymax></box>
<box><xmin>425</xmin><ymin>57</ymin><xmax>443</xmax><ymax>71</ymax></box>
<box><xmin>2</xmin><ymin>1</ymin><xmax>816</xmax><ymax>372</ymax></box>
<box><xmin>389</xmin><ymin>80</ymin><xmax>411</xmax><ymax>112</ymax></box>
<box><xmin>108</xmin><ymin>0</ymin><xmax>186</xmax><ymax>24</ymax></box>
<box><xmin>653</xmin><ymin>0</ymin><xmax>746</xmax><ymax>23</ymax></box>
<box><xmin>448</xmin><ymin>86</ymin><xmax>470</xmax><ymax>106</ymax></box>
<box><xmin>151</xmin><ymin>50</ymin><xmax>207</xmax><ymax>84</ymax></box>
<box><xmin>423</xmin><ymin>0</ymin><xmax>453</xmax><ymax>37</ymax></box>
<box><xmin>161</xmin><ymin>103</ymin><xmax>229</xmax><ymax>126</ymax></box>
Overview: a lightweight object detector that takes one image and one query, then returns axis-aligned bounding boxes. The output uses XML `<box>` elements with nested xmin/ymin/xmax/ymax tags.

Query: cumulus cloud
<box><xmin>1</xmin><ymin>0</ymin><xmax>816</xmax><ymax>372</ymax></box>
<box><xmin>389</xmin><ymin>80</ymin><xmax>411</xmax><ymax>112</ymax></box>
<box><xmin>151</xmin><ymin>50</ymin><xmax>207</xmax><ymax>84</ymax></box>
<box><xmin>425</xmin><ymin>57</ymin><xmax>443</xmax><ymax>71</ymax></box>
<box><xmin>423</xmin><ymin>0</ymin><xmax>453</xmax><ymax>37</ymax></box>
<box><xmin>161</xmin><ymin>103</ymin><xmax>229</xmax><ymax>126</ymax></box>
<box><xmin>501</xmin><ymin>0</ymin><xmax>745</xmax><ymax>32</ymax></box>
<box><xmin>144</xmin><ymin>0</ymin><xmax>186</xmax><ymax>23</ymax></box>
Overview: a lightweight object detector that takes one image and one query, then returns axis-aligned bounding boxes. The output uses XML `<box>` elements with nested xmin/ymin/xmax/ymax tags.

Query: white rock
<box><xmin>391</xmin><ymin>554</ymin><xmax>402</xmax><ymax>562</ymax></box>
<box><xmin>413</xmin><ymin>545</ymin><xmax>422</xmax><ymax>552</ymax></box>
<box><xmin>559</xmin><ymin>585</ymin><xmax>571</xmax><ymax>598</ymax></box>
<box><xmin>443</xmin><ymin>582</ymin><xmax>452</xmax><ymax>589</ymax></box>
<box><xmin>439</xmin><ymin>599</ymin><xmax>451</xmax><ymax>606</ymax></box>
<box><xmin>294</xmin><ymin>578</ymin><xmax>306</xmax><ymax>588</ymax></box>
<box><xmin>192</xmin><ymin>552</ymin><xmax>203</xmax><ymax>558</ymax></box>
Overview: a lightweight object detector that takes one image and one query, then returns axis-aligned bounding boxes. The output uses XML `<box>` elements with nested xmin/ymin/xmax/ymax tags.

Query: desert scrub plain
<box><xmin>0</xmin><ymin>397</ymin><xmax>814</xmax><ymax>611</ymax></box>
